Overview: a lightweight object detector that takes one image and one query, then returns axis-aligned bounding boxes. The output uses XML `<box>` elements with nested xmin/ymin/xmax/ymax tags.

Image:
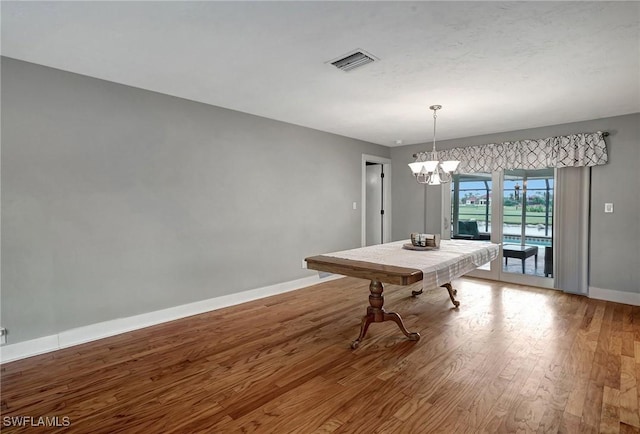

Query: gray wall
<box><xmin>1</xmin><ymin>57</ymin><xmax>390</xmax><ymax>344</ymax></box>
<box><xmin>391</xmin><ymin>113</ymin><xmax>640</xmax><ymax>294</ymax></box>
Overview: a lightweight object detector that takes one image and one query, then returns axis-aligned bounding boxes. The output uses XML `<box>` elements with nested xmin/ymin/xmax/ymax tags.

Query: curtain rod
<box><xmin>412</xmin><ymin>131</ymin><xmax>609</xmax><ymax>158</ymax></box>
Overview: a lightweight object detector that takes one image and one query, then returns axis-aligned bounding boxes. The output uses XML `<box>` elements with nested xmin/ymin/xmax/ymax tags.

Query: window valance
<box><xmin>436</xmin><ymin>131</ymin><xmax>608</xmax><ymax>174</ymax></box>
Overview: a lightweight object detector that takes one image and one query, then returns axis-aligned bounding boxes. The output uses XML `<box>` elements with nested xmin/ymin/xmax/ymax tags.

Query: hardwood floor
<box><xmin>2</xmin><ymin>277</ymin><xmax>640</xmax><ymax>433</ymax></box>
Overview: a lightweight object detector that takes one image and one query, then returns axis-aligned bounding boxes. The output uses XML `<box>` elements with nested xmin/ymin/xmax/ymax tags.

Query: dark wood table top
<box><xmin>305</xmin><ymin>255</ymin><xmax>423</xmax><ymax>286</ymax></box>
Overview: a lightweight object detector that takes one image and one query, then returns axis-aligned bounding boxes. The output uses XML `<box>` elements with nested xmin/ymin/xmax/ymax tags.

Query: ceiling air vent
<box><xmin>329</xmin><ymin>50</ymin><xmax>377</xmax><ymax>72</ymax></box>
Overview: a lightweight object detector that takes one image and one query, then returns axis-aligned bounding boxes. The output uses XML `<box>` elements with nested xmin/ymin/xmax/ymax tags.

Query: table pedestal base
<box><xmin>351</xmin><ymin>280</ymin><xmax>420</xmax><ymax>349</ymax></box>
<box><xmin>411</xmin><ymin>282</ymin><xmax>460</xmax><ymax>308</ymax></box>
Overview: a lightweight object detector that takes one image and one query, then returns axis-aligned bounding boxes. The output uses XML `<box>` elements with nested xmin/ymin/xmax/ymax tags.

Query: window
<box><xmin>450</xmin><ymin>173</ymin><xmax>492</xmax><ymax>239</ymax></box>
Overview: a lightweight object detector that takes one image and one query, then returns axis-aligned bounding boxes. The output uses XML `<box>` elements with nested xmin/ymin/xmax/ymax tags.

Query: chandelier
<box><xmin>408</xmin><ymin>105</ymin><xmax>460</xmax><ymax>185</ymax></box>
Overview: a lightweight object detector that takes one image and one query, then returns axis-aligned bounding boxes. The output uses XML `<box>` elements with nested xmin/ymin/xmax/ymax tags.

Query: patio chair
<box><xmin>452</xmin><ymin>220</ymin><xmax>490</xmax><ymax>241</ymax></box>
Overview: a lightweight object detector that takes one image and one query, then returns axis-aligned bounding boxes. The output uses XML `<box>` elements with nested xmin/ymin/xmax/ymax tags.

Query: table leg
<box><xmin>412</xmin><ymin>283</ymin><xmax>460</xmax><ymax>308</ymax></box>
<box><xmin>522</xmin><ymin>258</ymin><xmax>525</xmax><ymax>274</ymax></box>
<box><xmin>351</xmin><ymin>280</ymin><xmax>420</xmax><ymax>349</ymax></box>
<box><xmin>442</xmin><ymin>282</ymin><xmax>460</xmax><ymax>308</ymax></box>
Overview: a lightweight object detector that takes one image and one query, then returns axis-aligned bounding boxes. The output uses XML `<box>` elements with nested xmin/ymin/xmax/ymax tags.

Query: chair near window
<box><xmin>452</xmin><ymin>220</ymin><xmax>490</xmax><ymax>240</ymax></box>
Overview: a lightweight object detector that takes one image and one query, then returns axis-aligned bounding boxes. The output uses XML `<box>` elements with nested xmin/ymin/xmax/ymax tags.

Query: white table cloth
<box><xmin>324</xmin><ymin>239</ymin><xmax>499</xmax><ymax>291</ymax></box>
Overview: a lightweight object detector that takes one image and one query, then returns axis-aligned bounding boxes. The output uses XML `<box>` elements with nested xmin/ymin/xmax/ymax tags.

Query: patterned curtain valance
<box><xmin>436</xmin><ymin>131</ymin><xmax>608</xmax><ymax>174</ymax></box>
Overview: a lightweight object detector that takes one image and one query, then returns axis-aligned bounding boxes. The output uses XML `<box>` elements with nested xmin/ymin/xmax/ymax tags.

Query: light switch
<box><xmin>353</xmin><ymin>202</ymin><xmax>357</xmax><ymax>210</ymax></box>
<box><xmin>604</xmin><ymin>203</ymin><xmax>614</xmax><ymax>213</ymax></box>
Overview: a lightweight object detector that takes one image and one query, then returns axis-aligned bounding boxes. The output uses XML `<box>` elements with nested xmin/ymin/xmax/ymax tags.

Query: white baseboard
<box><xmin>0</xmin><ymin>273</ymin><xmax>341</xmax><ymax>364</ymax></box>
<box><xmin>0</xmin><ymin>335</ymin><xmax>60</xmax><ymax>363</ymax></box>
<box><xmin>589</xmin><ymin>286</ymin><xmax>640</xmax><ymax>306</ymax></box>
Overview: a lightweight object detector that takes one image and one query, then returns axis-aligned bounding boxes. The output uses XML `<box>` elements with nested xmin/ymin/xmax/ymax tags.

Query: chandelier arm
<box><xmin>439</xmin><ymin>168</ymin><xmax>452</xmax><ymax>183</ymax></box>
<box><xmin>415</xmin><ymin>172</ymin><xmax>432</xmax><ymax>184</ymax></box>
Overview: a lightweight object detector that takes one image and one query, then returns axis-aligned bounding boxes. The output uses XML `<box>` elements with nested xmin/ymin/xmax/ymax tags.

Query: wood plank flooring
<box><xmin>2</xmin><ymin>277</ymin><xmax>640</xmax><ymax>433</ymax></box>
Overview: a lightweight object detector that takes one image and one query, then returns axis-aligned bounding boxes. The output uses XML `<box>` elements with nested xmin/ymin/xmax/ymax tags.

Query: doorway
<box><xmin>444</xmin><ymin>169</ymin><xmax>555</xmax><ymax>289</ymax></box>
<box><xmin>501</xmin><ymin>169</ymin><xmax>555</xmax><ymax>282</ymax></box>
<box><xmin>361</xmin><ymin>155</ymin><xmax>391</xmax><ymax>246</ymax></box>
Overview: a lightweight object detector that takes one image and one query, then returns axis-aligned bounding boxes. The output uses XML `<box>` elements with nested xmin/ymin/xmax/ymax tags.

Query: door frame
<box><xmin>361</xmin><ymin>154</ymin><xmax>392</xmax><ymax>247</ymax></box>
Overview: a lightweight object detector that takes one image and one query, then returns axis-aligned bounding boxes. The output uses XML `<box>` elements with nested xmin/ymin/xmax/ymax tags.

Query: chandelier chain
<box><xmin>432</xmin><ymin>107</ymin><xmax>438</xmax><ymax>154</ymax></box>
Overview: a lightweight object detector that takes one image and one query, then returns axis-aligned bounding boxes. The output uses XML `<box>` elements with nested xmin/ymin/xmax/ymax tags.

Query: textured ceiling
<box><xmin>2</xmin><ymin>1</ymin><xmax>639</xmax><ymax>146</ymax></box>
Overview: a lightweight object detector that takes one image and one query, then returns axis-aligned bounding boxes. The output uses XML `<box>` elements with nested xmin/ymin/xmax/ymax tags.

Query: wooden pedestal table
<box><xmin>305</xmin><ymin>240</ymin><xmax>500</xmax><ymax>349</ymax></box>
<box><xmin>304</xmin><ymin>256</ymin><xmax>459</xmax><ymax>349</ymax></box>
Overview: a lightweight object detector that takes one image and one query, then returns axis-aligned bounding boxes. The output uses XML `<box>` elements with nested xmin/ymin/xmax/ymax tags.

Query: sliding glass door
<box><xmin>502</xmin><ymin>169</ymin><xmax>554</xmax><ymax>279</ymax></box>
<box><xmin>446</xmin><ymin>169</ymin><xmax>556</xmax><ymax>288</ymax></box>
<box><xmin>449</xmin><ymin>173</ymin><xmax>493</xmax><ymax>271</ymax></box>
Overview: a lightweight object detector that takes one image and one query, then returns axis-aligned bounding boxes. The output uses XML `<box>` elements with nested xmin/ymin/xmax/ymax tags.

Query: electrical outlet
<box><xmin>605</xmin><ymin>203</ymin><xmax>614</xmax><ymax>213</ymax></box>
<box><xmin>301</xmin><ymin>259</ymin><xmax>308</xmax><ymax>269</ymax></box>
<box><xmin>0</xmin><ymin>328</ymin><xmax>7</xmax><ymax>345</ymax></box>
